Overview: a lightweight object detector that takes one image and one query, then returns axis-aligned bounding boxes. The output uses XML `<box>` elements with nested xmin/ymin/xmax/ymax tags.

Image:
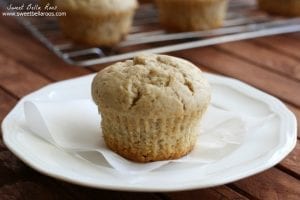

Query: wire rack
<box><xmin>2</xmin><ymin>0</ymin><xmax>300</xmax><ymax>67</ymax></box>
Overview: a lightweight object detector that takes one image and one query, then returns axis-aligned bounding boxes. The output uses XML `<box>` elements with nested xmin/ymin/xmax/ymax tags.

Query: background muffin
<box><xmin>56</xmin><ymin>0</ymin><xmax>138</xmax><ymax>46</ymax></box>
<box><xmin>92</xmin><ymin>54</ymin><xmax>211</xmax><ymax>162</ymax></box>
<box><xmin>257</xmin><ymin>0</ymin><xmax>300</xmax><ymax>16</ymax></box>
<box><xmin>155</xmin><ymin>0</ymin><xmax>228</xmax><ymax>31</ymax></box>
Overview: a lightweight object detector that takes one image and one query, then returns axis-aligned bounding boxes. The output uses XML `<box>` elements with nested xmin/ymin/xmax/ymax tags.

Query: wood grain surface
<box><xmin>0</xmin><ymin>12</ymin><xmax>299</xmax><ymax>200</ymax></box>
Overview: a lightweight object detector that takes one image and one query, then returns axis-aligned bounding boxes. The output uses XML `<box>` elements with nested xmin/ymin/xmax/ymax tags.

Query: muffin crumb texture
<box><xmin>92</xmin><ymin>55</ymin><xmax>210</xmax><ymax>117</ymax></box>
<box><xmin>92</xmin><ymin>55</ymin><xmax>211</xmax><ymax>162</ymax></box>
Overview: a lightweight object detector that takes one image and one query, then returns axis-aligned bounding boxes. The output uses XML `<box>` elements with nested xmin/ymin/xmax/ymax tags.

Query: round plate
<box><xmin>1</xmin><ymin>73</ymin><xmax>297</xmax><ymax>192</ymax></box>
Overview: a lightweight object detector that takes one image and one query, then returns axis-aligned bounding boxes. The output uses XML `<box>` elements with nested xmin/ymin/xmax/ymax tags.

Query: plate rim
<box><xmin>1</xmin><ymin>73</ymin><xmax>297</xmax><ymax>192</ymax></box>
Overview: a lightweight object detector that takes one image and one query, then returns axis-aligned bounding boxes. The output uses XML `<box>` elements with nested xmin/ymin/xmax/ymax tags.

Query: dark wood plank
<box><xmin>60</xmin><ymin>182</ymin><xmax>162</xmax><ymax>200</ymax></box>
<box><xmin>0</xmin><ymin>180</ymin><xmax>74</xmax><ymax>200</ymax></box>
<box><xmin>288</xmin><ymin>32</ymin><xmax>300</xmax><ymax>38</ymax></box>
<box><xmin>175</xmin><ymin>47</ymin><xmax>300</xmax><ymax>107</ymax></box>
<box><xmin>0</xmin><ymin>90</ymin><xmax>38</xmax><ymax>187</ymax></box>
<box><xmin>0</xmin><ymin>140</ymin><xmax>6</xmax><ymax>152</ymax></box>
<box><xmin>0</xmin><ymin>85</ymin><xmax>17</xmax><ymax>154</ymax></box>
<box><xmin>167</xmin><ymin>186</ymin><xmax>249</xmax><ymax>200</ymax></box>
<box><xmin>254</xmin><ymin>35</ymin><xmax>300</xmax><ymax>60</ymax></box>
<box><xmin>0</xmin><ymin>8</ymin><xmax>29</xmax><ymax>34</ymax></box>
<box><xmin>91</xmin><ymin>63</ymin><xmax>111</xmax><ymax>73</ymax></box>
<box><xmin>233</xmin><ymin>168</ymin><xmax>300</xmax><ymax>200</ymax></box>
<box><xmin>0</xmin><ymin>88</ymin><xmax>17</xmax><ymax>123</ymax></box>
<box><xmin>286</xmin><ymin>105</ymin><xmax>300</xmax><ymax>138</ymax></box>
<box><xmin>216</xmin><ymin>40</ymin><xmax>300</xmax><ymax>81</ymax></box>
<box><xmin>0</xmin><ymin>18</ymin><xmax>90</xmax><ymax>81</ymax></box>
<box><xmin>213</xmin><ymin>186</ymin><xmax>251</xmax><ymax>200</ymax></box>
<box><xmin>0</xmin><ymin>150</ymin><xmax>34</xmax><ymax>186</ymax></box>
<box><xmin>278</xmin><ymin>140</ymin><xmax>300</xmax><ymax>178</ymax></box>
<box><xmin>0</xmin><ymin>52</ymin><xmax>49</xmax><ymax>98</ymax></box>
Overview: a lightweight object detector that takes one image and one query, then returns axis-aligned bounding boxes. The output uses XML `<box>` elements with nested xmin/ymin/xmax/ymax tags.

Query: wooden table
<box><xmin>0</xmin><ymin>15</ymin><xmax>299</xmax><ymax>200</ymax></box>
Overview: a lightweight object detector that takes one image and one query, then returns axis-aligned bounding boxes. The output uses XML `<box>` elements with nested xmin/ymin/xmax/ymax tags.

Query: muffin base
<box><xmin>155</xmin><ymin>0</ymin><xmax>228</xmax><ymax>31</ymax></box>
<box><xmin>258</xmin><ymin>0</ymin><xmax>300</xmax><ymax>16</ymax></box>
<box><xmin>58</xmin><ymin>10</ymin><xmax>135</xmax><ymax>46</ymax></box>
<box><xmin>101</xmin><ymin>108</ymin><xmax>207</xmax><ymax>163</ymax></box>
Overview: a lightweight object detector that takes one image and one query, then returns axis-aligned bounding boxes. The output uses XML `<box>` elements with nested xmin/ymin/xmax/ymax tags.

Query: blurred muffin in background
<box><xmin>56</xmin><ymin>0</ymin><xmax>138</xmax><ymax>46</ymax></box>
<box><xmin>155</xmin><ymin>0</ymin><xmax>228</xmax><ymax>32</ymax></box>
<box><xmin>257</xmin><ymin>0</ymin><xmax>300</xmax><ymax>16</ymax></box>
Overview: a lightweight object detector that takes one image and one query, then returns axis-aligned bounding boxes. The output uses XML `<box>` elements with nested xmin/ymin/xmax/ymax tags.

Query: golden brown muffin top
<box><xmin>57</xmin><ymin>0</ymin><xmax>138</xmax><ymax>15</ymax></box>
<box><xmin>92</xmin><ymin>54</ymin><xmax>211</xmax><ymax>117</ymax></box>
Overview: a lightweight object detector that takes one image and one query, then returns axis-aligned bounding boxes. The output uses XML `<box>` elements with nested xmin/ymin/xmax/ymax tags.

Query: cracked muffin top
<box><xmin>91</xmin><ymin>54</ymin><xmax>211</xmax><ymax>117</ymax></box>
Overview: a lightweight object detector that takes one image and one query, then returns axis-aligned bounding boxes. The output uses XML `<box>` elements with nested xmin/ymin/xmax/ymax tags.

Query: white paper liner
<box><xmin>23</xmin><ymin>99</ymin><xmax>273</xmax><ymax>174</ymax></box>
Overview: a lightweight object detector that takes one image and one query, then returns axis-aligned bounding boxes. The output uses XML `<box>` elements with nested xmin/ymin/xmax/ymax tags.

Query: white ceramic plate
<box><xmin>2</xmin><ymin>73</ymin><xmax>297</xmax><ymax>192</ymax></box>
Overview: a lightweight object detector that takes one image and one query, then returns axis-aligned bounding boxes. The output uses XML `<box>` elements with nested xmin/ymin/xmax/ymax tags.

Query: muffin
<box><xmin>92</xmin><ymin>54</ymin><xmax>211</xmax><ymax>162</ymax></box>
<box><xmin>155</xmin><ymin>0</ymin><xmax>228</xmax><ymax>31</ymax></box>
<box><xmin>56</xmin><ymin>0</ymin><xmax>138</xmax><ymax>46</ymax></box>
<box><xmin>257</xmin><ymin>0</ymin><xmax>300</xmax><ymax>16</ymax></box>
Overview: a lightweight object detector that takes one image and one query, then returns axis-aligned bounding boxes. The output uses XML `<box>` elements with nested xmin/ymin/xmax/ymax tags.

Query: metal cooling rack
<box><xmin>2</xmin><ymin>0</ymin><xmax>300</xmax><ymax>67</ymax></box>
